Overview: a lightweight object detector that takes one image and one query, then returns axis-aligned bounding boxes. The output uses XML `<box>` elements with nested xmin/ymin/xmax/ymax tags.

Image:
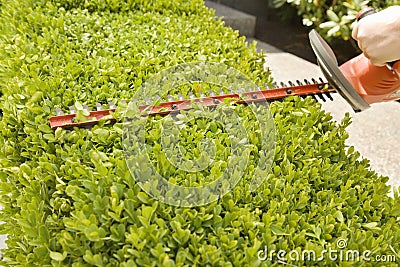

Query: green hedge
<box><xmin>0</xmin><ymin>0</ymin><xmax>399</xmax><ymax>266</ymax></box>
<box><xmin>49</xmin><ymin>0</ymin><xmax>205</xmax><ymax>14</ymax></box>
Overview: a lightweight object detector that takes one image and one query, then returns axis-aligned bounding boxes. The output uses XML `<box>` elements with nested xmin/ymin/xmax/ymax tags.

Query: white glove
<box><xmin>352</xmin><ymin>6</ymin><xmax>400</xmax><ymax>66</ymax></box>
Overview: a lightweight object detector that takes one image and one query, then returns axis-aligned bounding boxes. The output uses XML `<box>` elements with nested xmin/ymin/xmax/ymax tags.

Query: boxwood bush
<box><xmin>0</xmin><ymin>0</ymin><xmax>399</xmax><ymax>266</ymax></box>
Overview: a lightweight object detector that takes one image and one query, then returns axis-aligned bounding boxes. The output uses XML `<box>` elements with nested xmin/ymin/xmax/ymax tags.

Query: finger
<box><xmin>369</xmin><ymin>58</ymin><xmax>386</xmax><ymax>67</ymax></box>
<box><xmin>357</xmin><ymin>40</ymin><xmax>364</xmax><ymax>52</ymax></box>
<box><xmin>363</xmin><ymin>50</ymin><xmax>371</xmax><ymax>60</ymax></box>
<box><xmin>365</xmin><ymin>49</ymin><xmax>387</xmax><ymax>67</ymax></box>
<box><xmin>352</xmin><ymin>24</ymin><xmax>359</xmax><ymax>40</ymax></box>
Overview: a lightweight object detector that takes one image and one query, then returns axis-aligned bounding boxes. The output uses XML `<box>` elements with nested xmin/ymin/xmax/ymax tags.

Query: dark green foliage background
<box><xmin>0</xmin><ymin>0</ymin><xmax>399</xmax><ymax>266</ymax></box>
<box><xmin>273</xmin><ymin>0</ymin><xmax>400</xmax><ymax>43</ymax></box>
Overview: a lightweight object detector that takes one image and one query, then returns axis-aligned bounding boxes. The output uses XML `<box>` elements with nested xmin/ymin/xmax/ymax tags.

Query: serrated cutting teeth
<box><xmin>143</xmin><ymin>98</ymin><xmax>151</xmax><ymax>105</ymax></box>
<box><xmin>50</xmin><ymin>78</ymin><xmax>336</xmax><ymax>130</ymax></box>
<box><xmin>108</xmin><ymin>101</ymin><xmax>117</xmax><ymax>109</ymax></box>
<box><xmin>317</xmin><ymin>93</ymin><xmax>326</xmax><ymax>102</ymax></box>
<box><xmin>96</xmin><ymin>103</ymin><xmax>103</xmax><ymax>111</ymax></box>
<box><xmin>56</xmin><ymin>107</ymin><xmax>64</xmax><ymax>116</ymax></box>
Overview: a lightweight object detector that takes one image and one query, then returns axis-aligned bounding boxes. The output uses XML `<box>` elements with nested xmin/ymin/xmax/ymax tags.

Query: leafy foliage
<box><xmin>273</xmin><ymin>0</ymin><xmax>400</xmax><ymax>42</ymax></box>
<box><xmin>0</xmin><ymin>0</ymin><xmax>399</xmax><ymax>266</ymax></box>
<box><xmin>49</xmin><ymin>0</ymin><xmax>207</xmax><ymax>14</ymax></box>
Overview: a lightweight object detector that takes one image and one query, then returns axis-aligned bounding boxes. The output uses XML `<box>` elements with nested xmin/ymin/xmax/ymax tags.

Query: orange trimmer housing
<box><xmin>340</xmin><ymin>55</ymin><xmax>400</xmax><ymax>104</ymax></box>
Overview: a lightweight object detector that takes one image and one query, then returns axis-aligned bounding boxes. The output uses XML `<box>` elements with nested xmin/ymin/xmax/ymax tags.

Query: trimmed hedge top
<box><xmin>0</xmin><ymin>0</ymin><xmax>399</xmax><ymax>266</ymax></box>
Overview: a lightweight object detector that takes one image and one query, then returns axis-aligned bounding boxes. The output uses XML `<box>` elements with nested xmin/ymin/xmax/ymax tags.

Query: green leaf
<box><xmin>326</xmin><ymin>9</ymin><xmax>339</xmax><ymax>22</ymax></box>
<box><xmin>43</xmin><ymin>133</ymin><xmax>56</xmax><ymax>142</ymax></box>
<box><xmin>74</xmin><ymin>101</ymin><xmax>84</xmax><ymax>111</ymax></box>
<box><xmin>362</xmin><ymin>222</ymin><xmax>380</xmax><ymax>230</ymax></box>
<box><xmin>28</xmin><ymin>91</ymin><xmax>43</xmax><ymax>104</ymax></box>
<box><xmin>137</xmin><ymin>192</ymin><xmax>149</xmax><ymax>204</ymax></box>
<box><xmin>141</xmin><ymin>206</ymin><xmax>154</xmax><ymax>221</ymax></box>
<box><xmin>336</xmin><ymin>211</ymin><xmax>344</xmax><ymax>222</ymax></box>
<box><xmin>83</xmin><ymin>250</ymin><xmax>104</xmax><ymax>266</ymax></box>
<box><xmin>327</xmin><ymin>25</ymin><xmax>341</xmax><ymax>37</ymax></box>
<box><xmin>319</xmin><ymin>21</ymin><xmax>338</xmax><ymax>29</ymax></box>
<box><xmin>270</xmin><ymin>224</ymin><xmax>288</xmax><ymax>235</ymax></box>
<box><xmin>49</xmin><ymin>251</ymin><xmax>67</xmax><ymax>261</ymax></box>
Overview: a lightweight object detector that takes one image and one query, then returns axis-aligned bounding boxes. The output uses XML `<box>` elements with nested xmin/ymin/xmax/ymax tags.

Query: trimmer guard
<box><xmin>309</xmin><ymin>29</ymin><xmax>370</xmax><ymax>112</ymax></box>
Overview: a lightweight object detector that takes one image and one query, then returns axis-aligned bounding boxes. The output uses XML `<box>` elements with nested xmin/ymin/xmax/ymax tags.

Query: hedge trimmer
<box><xmin>49</xmin><ymin>12</ymin><xmax>400</xmax><ymax>130</ymax></box>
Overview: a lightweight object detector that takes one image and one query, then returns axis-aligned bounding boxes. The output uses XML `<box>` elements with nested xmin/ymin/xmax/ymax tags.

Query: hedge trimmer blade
<box><xmin>49</xmin><ymin>78</ymin><xmax>335</xmax><ymax>130</ymax></box>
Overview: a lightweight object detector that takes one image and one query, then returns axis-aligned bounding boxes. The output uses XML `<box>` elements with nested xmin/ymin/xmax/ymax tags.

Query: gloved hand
<box><xmin>352</xmin><ymin>6</ymin><xmax>400</xmax><ymax>66</ymax></box>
